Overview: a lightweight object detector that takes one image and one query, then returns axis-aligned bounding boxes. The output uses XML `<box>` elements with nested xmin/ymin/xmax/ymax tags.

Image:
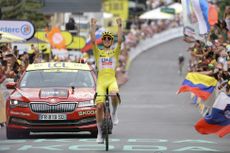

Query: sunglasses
<box><xmin>102</xmin><ymin>36</ymin><xmax>112</xmax><ymax>41</ymax></box>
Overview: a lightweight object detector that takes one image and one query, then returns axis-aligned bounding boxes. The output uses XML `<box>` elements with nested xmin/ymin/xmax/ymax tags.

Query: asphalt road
<box><xmin>0</xmin><ymin>38</ymin><xmax>229</xmax><ymax>153</ymax></box>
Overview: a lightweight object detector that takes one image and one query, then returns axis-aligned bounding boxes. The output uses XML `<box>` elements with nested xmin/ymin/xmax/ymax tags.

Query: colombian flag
<box><xmin>195</xmin><ymin>92</ymin><xmax>230</xmax><ymax>137</ymax></box>
<box><xmin>177</xmin><ymin>72</ymin><xmax>217</xmax><ymax>101</ymax></box>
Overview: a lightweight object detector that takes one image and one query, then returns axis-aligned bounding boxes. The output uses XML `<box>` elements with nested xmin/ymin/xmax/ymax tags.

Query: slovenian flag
<box><xmin>195</xmin><ymin>92</ymin><xmax>230</xmax><ymax>137</ymax></box>
<box><xmin>191</xmin><ymin>0</ymin><xmax>210</xmax><ymax>34</ymax></box>
<box><xmin>177</xmin><ymin>72</ymin><xmax>217</xmax><ymax>101</ymax></box>
<box><xmin>81</xmin><ymin>28</ymin><xmax>105</xmax><ymax>52</ymax></box>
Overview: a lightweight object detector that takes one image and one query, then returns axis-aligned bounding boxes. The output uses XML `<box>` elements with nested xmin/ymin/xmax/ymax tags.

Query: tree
<box><xmin>219</xmin><ymin>0</ymin><xmax>230</xmax><ymax>19</ymax></box>
<box><xmin>0</xmin><ymin>0</ymin><xmax>48</xmax><ymax>29</ymax></box>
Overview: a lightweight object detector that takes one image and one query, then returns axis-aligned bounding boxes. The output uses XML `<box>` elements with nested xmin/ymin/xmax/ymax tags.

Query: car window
<box><xmin>19</xmin><ymin>70</ymin><xmax>95</xmax><ymax>88</ymax></box>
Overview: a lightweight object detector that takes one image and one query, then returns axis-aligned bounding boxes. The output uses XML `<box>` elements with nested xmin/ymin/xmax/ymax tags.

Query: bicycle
<box><xmin>95</xmin><ymin>88</ymin><xmax>121</xmax><ymax>151</ymax></box>
<box><xmin>101</xmin><ymin>88</ymin><xmax>113</xmax><ymax>151</ymax></box>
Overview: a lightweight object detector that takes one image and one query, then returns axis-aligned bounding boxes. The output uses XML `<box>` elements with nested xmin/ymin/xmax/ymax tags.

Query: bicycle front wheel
<box><xmin>105</xmin><ymin>117</ymin><xmax>109</xmax><ymax>151</ymax></box>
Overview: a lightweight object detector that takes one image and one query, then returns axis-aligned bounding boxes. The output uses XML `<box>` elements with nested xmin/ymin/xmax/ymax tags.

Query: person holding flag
<box><xmin>195</xmin><ymin>81</ymin><xmax>230</xmax><ymax>137</ymax></box>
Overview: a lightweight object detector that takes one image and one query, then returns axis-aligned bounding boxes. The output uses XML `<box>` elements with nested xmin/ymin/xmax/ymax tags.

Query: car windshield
<box><xmin>19</xmin><ymin>70</ymin><xmax>95</xmax><ymax>88</ymax></box>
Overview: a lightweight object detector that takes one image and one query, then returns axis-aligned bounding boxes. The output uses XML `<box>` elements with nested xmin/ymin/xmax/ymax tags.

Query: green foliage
<box><xmin>0</xmin><ymin>0</ymin><xmax>48</xmax><ymax>29</ymax></box>
<box><xmin>219</xmin><ymin>0</ymin><xmax>230</xmax><ymax>19</ymax></box>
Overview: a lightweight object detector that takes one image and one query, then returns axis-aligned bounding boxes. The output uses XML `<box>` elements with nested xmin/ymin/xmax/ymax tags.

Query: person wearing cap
<box><xmin>90</xmin><ymin>17</ymin><xmax>122</xmax><ymax>143</ymax></box>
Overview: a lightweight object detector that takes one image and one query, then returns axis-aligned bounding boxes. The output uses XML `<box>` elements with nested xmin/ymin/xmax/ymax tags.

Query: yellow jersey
<box><xmin>93</xmin><ymin>44</ymin><xmax>121</xmax><ymax>77</ymax></box>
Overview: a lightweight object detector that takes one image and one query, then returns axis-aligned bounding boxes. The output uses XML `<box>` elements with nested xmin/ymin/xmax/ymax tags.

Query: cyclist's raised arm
<box><xmin>116</xmin><ymin>17</ymin><xmax>122</xmax><ymax>46</ymax></box>
<box><xmin>90</xmin><ymin>18</ymin><xmax>97</xmax><ymax>46</ymax></box>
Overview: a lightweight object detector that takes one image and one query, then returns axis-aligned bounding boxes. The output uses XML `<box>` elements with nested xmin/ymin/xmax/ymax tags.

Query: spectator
<box><xmin>28</xmin><ymin>44</ymin><xmax>38</xmax><ymax>64</ymax></box>
<box><xmin>225</xmin><ymin>15</ymin><xmax>230</xmax><ymax>31</ymax></box>
<box><xmin>0</xmin><ymin>59</ymin><xmax>6</xmax><ymax>127</ymax></box>
<box><xmin>0</xmin><ymin>88</ymin><xmax>6</xmax><ymax>127</ymax></box>
<box><xmin>65</xmin><ymin>17</ymin><xmax>76</xmax><ymax>31</ymax></box>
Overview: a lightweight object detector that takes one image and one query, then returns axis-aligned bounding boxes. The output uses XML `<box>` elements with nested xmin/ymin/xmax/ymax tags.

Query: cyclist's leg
<box><xmin>95</xmin><ymin>79</ymin><xmax>106</xmax><ymax>143</ymax></box>
<box><xmin>108</xmin><ymin>78</ymin><xmax>120</xmax><ymax>125</ymax></box>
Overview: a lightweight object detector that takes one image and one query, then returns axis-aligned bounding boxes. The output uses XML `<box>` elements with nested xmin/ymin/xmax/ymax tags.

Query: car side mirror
<box><xmin>5</xmin><ymin>82</ymin><xmax>16</xmax><ymax>89</ymax></box>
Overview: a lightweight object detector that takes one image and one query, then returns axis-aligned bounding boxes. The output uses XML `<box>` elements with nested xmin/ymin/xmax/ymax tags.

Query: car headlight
<box><xmin>10</xmin><ymin>100</ymin><xmax>29</xmax><ymax>108</ymax></box>
<box><xmin>78</xmin><ymin>100</ymin><xmax>95</xmax><ymax>107</ymax></box>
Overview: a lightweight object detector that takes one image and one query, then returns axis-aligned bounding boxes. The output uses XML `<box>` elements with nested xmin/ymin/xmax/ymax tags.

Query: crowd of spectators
<box><xmin>184</xmin><ymin>7</ymin><xmax>230</xmax><ymax>79</ymax></box>
<box><xmin>182</xmin><ymin>5</ymin><xmax>230</xmax><ymax>115</ymax></box>
<box><xmin>125</xmin><ymin>16</ymin><xmax>181</xmax><ymax>49</ymax></box>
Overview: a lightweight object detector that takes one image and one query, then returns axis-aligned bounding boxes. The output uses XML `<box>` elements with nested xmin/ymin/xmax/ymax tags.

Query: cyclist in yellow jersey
<box><xmin>90</xmin><ymin>17</ymin><xmax>122</xmax><ymax>143</ymax></box>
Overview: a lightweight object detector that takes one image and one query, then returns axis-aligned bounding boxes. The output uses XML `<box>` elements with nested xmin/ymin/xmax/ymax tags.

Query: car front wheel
<box><xmin>90</xmin><ymin>130</ymin><xmax>98</xmax><ymax>138</ymax></box>
<box><xmin>6</xmin><ymin>127</ymin><xmax>29</xmax><ymax>139</ymax></box>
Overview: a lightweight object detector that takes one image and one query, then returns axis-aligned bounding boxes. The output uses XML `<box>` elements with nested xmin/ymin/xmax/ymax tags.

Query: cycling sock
<box><xmin>96</xmin><ymin>122</ymin><xmax>104</xmax><ymax>143</ymax></box>
<box><xmin>112</xmin><ymin>104</ymin><xmax>118</xmax><ymax>115</ymax></box>
<box><xmin>97</xmin><ymin>122</ymin><xmax>102</xmax><ymax>136</ymax></box>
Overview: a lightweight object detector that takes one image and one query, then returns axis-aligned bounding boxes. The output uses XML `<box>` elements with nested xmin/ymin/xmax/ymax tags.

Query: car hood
<box><xmin>10</xmin><ymin>88</ymin><xmax>95</xmax><ymax>101</ymax></box>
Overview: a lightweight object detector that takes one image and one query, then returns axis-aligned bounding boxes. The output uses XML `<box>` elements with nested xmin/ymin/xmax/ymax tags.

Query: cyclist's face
<box><xmin>102</xmin><ymin>36</ymin><xmax>113</xmax><ymax>48</ymax></box>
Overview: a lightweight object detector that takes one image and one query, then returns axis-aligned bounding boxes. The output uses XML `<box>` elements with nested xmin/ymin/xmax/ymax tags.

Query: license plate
<box><xmin>39</xmin><ymin>114</ymin><xmax>67</xmax><ymax>120</ymax></box>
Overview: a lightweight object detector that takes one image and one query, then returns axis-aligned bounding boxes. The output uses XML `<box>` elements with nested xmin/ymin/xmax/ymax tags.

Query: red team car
<box><xmin>5</xmin><ymin>62</ymin><xmax>97</xmax><ymax>139</ymax></box>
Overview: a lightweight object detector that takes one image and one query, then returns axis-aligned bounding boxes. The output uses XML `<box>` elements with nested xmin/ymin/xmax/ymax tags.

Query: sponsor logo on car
<box><xmin>78</xmin><ymin>110</ymin><xmax>96</xmax><ymax>116</ymax></box>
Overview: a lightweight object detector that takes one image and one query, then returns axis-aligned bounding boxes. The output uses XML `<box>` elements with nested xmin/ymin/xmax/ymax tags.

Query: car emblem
<box><xmin>50</xmin><ymin>98</ymin><xmax>56</xmax><ymax>103</ymax></box>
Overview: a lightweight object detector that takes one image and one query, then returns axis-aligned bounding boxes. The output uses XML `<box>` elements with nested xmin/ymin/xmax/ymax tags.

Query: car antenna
<box><xmin>71</xmin><ymin>86</ymin><xmax>75</xmax><ymax>94</ymax></box>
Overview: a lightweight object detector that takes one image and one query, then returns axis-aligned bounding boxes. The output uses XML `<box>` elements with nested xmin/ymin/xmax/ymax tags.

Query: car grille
<box><xmin>30</xmin><ymin>102</ymin><xmax>77</xmax><ymax>113</ymax></box>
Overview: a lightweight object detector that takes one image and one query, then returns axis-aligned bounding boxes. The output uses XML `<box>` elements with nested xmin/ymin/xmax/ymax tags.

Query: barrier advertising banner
<box><xmin>0</xmin><ymin>20</ymin><xmax>35</xmax><ymax>40</ymax></box>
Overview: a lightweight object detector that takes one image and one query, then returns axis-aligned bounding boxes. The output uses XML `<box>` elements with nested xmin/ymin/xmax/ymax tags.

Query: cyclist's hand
<box><xmin>116</xmin><ymin>17</ymin><xmax>122</xmax><ymax>25</ymax></box>
<box><xmin>91</xmin><ymin>18</ymin><xmax>97</xmax><ymax>26</ymax></box>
